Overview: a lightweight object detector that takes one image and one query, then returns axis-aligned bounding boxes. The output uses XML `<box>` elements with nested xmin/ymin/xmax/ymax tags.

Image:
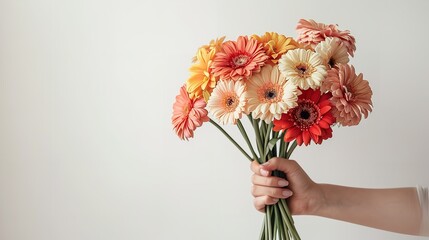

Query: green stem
<box><xmin>267</xmin><ymin>205</ymin><xmax>272</xmax><ymax>240</ymax></box>
<box><xmin>237</xmin><ymin>119</ymin><xmax>259</xmax><ymax>161</ymax></box>
<box><xmin>209</xmin><ymin>119</ymin><xmax>252</xmax><ymax>161</ymax></box>
<box><xmin>286</xmin><ymin>140</ymin><xmax>297</xmax><ymax>159</ymax></box>
<box><xmin>275</xmin><ymin>205</ymin><xmax>285</xmax><ymax>240</ymax></box>
<box><xmin>271</xmin><ymin>129</ymin><xmax>279</xmax><ymax>157</ymax></box>
<box><xmin>279</xmin><ymin>199</ymin><xmax>300</xmax><ymax>240</ymax></box>
<box><xmin>278</xmin><ymin>131</ymin><xmax>286</xmax><ymax>158</ymax></box>
<box><xmin>248</xmin><ymin>115</ymin><xmax>264</xmax><ymax>163</ymax></box>
<box><xmin>263</xmin><ymin>123</ymin><xmax>273</xmax><ymax>160</ymax></box>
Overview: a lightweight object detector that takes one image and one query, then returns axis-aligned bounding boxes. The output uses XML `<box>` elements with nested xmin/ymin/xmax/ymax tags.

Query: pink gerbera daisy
<box><xmin>296</xmin><ymin>19</ymin><xmax>356</xmax><ymax>57</ymax></box>
<box><xmin>172</xmin><ymin>85</ymin><xmax>209</xmax><ymax>140</ymax></box>
<box><xmin>322</xmin><ymin>64</ymin><xmax>373</xmax><ymax>126</ymax></box>
<box><xmin>273</xmin><ymin>89</ymin><xmax>336</xmax><ymax>146</ymax></box>
<box><xmin>211</xmin><ymin>36</ymin><xmax>268</xmax><ymax>81</ymax></box>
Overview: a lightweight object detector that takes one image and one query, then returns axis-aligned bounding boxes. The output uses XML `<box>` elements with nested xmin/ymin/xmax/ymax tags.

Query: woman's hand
<box><xmin>250</xmin><ymin>157</ymin><xmax>323</xmax><ymax>215</ymax></box>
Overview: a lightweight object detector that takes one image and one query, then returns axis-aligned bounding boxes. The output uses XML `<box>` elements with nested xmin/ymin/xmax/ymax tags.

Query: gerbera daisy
<box><xmin>315</xmin><ymin>37</ymin><xmax>349</xmax><ymax>68</ymax></box>
<box><xmin>278</xmin><ymin>48</ymin><xmax>327</xmax><ymax>90</ymax></box>
<box><xmin>247</xmin><ymin>64</ymin><xmax>300</xmax><ymax>123</ymax></box>
<box><xmin>252</xmin><ymin>32</ymin><xmax>299</xmax><ymax>64</ymax></box>
<box><xmin>211</xmin><ymin>36</ymin><xmax>268</xmax><ymax>81</ymax></box>
<box><xmin>187</xmin><ymin>47</ymin><xmax>218</xmax><ymax>101</ymax></box>
<box><xmin>192</xmin><ymin>36</ymin><xmax>225</xmax><ymax>63</ymax></box>
<box><xmin>273</xmin><ymin>89</ymin><xmax>336</xmax><ymax>146</ymax></box>
<box><xmin>172</xmin><ymin>85</ymin><xmax>209</xmax><ymax>140</ymax></box>
<box><xmin>206</xmin><ymin>80</ymin><xmax>247</xmax><ymax>125</ymax></box>
<box><xmin>322</xmin><ymin>64</ymin><xmax>373</xmax><ymax>126</ymax></box>
<box><xmin>296</xmin><ymin>19</ymin><xmax>356</xmax><ymax>57</ymax></box>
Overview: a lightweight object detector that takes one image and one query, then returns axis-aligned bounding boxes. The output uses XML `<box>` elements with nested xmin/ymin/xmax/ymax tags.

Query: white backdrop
<box><xmin>1</xmin><ymin>0</ymin><xmax>428</xmax><ymax>239</ymax></box>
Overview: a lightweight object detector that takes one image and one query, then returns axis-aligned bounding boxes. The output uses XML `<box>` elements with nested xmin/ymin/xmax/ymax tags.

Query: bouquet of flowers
<box><xmin>171</xmin><ymin>19</ymin><xmax>373</xmax><ymax>240</ymax></box>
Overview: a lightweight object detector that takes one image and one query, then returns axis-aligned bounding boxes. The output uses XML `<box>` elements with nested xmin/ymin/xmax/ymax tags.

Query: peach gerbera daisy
<box><xmin>315</xmin><ymin>37</ymin><xmax>349</xmax><ymax>69</ymax></box>
<box><xmin>322</xmin><ymin>64</ymin><xmax>373</xmax><ymax>126</ymax></box>
<box><xmin>206</xmin><ymin>80</ymin><xmax>247</xmax><ymax>125</ymax></box>
<box><xmin>247</xmin><ymin>65</ymin><xmax>300</xmax><ymax>123</ymax></box>
<box><xmin>252</xmin><ymin>32</ymin><xmax>299</xmax><ymax>64</ymax></box>
<box><xmin>296</xmin><ymin>19</ymin><xmax>356</xmax><ymax>57</ymax></box>
<box><xmin>273</xmin><ymin>89</ymin><xmax>336</xmax><ymax>146</ymax></box>
<box><xmin>187</xmin><ymin>47</ymin><xmax>218</xmax><ymax>101</ymax></box>
<box><xmin>278</xmin><ymin>48</ymin><xmax>327</xmax><ymax>90</ymax></box>
<box><xmin>172</xmin><ymin>85</ymin><xmax>209</xmax><ymax>140</ymax></box>
<box><xmin>211</xmin><ymin>36</ymin><xmax>268</xmax><ymax>81</ymax></box>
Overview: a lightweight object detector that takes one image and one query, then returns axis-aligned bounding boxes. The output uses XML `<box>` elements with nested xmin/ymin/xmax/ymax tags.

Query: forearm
<box><xmin>313</xmin><ymin>184</ymin><xmax>422</xmax><ymax>235</ymax></box>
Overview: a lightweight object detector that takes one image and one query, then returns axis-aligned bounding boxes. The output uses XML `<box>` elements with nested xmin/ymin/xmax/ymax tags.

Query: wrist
<box><xmin>307</xmin><ymin>183</ymin><xmax>329</xmax><ymax>216</ymax></box>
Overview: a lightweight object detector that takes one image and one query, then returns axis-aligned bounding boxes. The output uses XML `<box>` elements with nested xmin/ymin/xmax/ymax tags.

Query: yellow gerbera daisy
<box><xmin>252</xmin><ymin>32</ymin><xmax>299</xmax><ymax>64</ymax></box>
<box><xmin>186</xmin><ymin>47</ymin><xmax>217</xmax><ymax>101</ymax></box>
<box><xmin>192</xmin><ymin>37</ymin><xmax>225</xmax><ymax>62</ymax></box>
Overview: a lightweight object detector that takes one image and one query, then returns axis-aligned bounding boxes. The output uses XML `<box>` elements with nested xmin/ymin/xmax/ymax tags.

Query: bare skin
<box><xmin>250</xmin><ymin>157</ymin><xmax>424</xmax><ymax>236</ymax></box>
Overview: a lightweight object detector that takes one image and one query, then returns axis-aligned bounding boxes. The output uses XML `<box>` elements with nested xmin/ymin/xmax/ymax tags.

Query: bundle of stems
<box><xmin>209</xmin><ymin>114</ymin><xmax>301</xmax><ymax>240</ymax></box>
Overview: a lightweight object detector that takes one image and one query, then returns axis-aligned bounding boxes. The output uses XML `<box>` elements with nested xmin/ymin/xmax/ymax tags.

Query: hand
<box><xmin>250</xmin><ymin>157</ymin><xmax>323</xmax><ymax>215</ymax></box>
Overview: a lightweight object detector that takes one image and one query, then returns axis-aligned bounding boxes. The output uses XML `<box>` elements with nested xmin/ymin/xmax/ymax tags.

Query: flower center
<box><xmin>257</xmin><ymin>83</ymin><xmax>284</xmax><ymax>103</ymax></box>
<box><xmin>265</xmin><ymin>89</ymin><xmax>277</xmax><ymax>99</ymax></box>
<box><xmin>300</xmin><ymin>110</ymin><xmax>310</xmax><ymax>119</ymax></box>
<box><xmin>328</xmin><ymin>58</ymin><xmax>336</xmax><ymax>68</ymax></box>
<box><xmin>295</xmin><ymin>63</ymin><xmax>314</xmax><ymax>78</ymax></box>
<box><xmin>342</xmin><ymin>85</ymin><xmax>353</xmax><ymax>101</ymax></box>
<box><xmin>232</xmin><ymin>54</ymin><xmax>250</xmax><ymax>67</ymax></box>
<box><xmin>292</xmin><ymin>100</ymin><xmax>320</xmax><ymax>130</ymax></box>
<box><xmin>224</xmin><ymin>95</ymin><xmax>239</xmax><ymax>112</ymax></box>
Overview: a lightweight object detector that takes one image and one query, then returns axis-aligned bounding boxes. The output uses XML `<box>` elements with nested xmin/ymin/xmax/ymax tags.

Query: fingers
<box><xmin>252</xmin><ymin>174</ymin><xmax>289</xmax><ymax>187</ymax></box>
<box><xmin>251</xmin><ymin>184</ymin><xmax>293</xmax><ymax>199</ymax></box>
<box><xmin>260</xmin><ymin>157</ymin><xmax>301</xmax><ymax>175</ymax></box>
<box><xmin>254</xmin><ymin>196</ymin><xmax>279</xmax><ymax>212</ymax></box>
<box><xmin>250</xmin><ymin>160</ymin><xmax>271</xmax><ymax>177</ymax></box>
<box><xmin>250</xmin><ymin>159</ymin><xmax>295</xmax><ymax>212</ymax></box>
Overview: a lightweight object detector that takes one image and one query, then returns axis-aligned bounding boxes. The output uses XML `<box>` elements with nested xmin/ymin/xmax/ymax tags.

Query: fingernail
<box><xmin>260</xmin><ymin>169</ymin><xmax>269</xmax><ymax>176</ymax></box>
<box><xmin>278</xmin><ymin>180</ymin><xmax>288</xmax><ymax>187</ymax></box>
<box><xmin>282</xmin><ymin>190</ymin><xmax>293</xmax><ymax>197</ymax></box>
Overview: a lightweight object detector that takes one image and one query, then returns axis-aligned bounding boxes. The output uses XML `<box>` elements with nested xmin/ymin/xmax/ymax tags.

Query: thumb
<box><xmin>261</xmin><ymin>157</ymin><xmax>301</xmax><ymax>175</ymax></box>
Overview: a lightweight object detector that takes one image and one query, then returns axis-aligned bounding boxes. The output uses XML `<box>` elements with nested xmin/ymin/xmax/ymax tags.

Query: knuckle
<box><xmin>251</xmin><ymin>174</ymin><xmax>256</xmax><ymax>183</ymax></box>
<box><xmin>270</xmin><ymin>188</ymin><xmax>277</xmax><ymax>197</ymax></box>
<box><xmin>270</xmin><ymin>157</ymin><xmax>281</xmax><ymax>165</ymax></box>
<box><xmin>263</xmin><ymin>195</ymin><xmax>271</xmax><ymax>205</ymax></box>
<box><xmin>264</xmin><ymin>177</ymin><xmax>273</xmax><ymax>186</ymax></box>
<box><xmin>251</xmin><ymin>185</ymin><xmax>258</xmax><ymax>196</ymax></box>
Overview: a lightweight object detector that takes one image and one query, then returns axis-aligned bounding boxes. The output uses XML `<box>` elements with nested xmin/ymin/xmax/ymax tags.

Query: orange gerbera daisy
<box><xmin>172</xmin><ymin>85</ymin><xmax>209</xmax><ymax>140</ymax></box>
<box><xmin>322</xmin><ymin>64</ymin><xmax>373</xmax><ymax>126</ymax></box>
<box><xmin>211</xmin><ymin>36</ymin><xmax>268</xmax><ymax>81</ymax></box>
<box><xmin>252</xmin><ymin>32</ymin><xmax>299</xmax><ymax>64</ymax></box>
<box><xmin>273</xmin><ymin>89</ymin><xmax>335</xmax><ymax>146</ymax></box>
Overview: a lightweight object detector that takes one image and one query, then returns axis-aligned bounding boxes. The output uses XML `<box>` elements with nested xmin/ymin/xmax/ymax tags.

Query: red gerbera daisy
<box><xmin>273</xmin><ymin>89</ymin><xmax>336</xmax><ymax>146</ymax></box>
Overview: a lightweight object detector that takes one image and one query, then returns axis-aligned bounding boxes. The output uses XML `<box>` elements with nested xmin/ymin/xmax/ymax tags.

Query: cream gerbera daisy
<box><xmin>278</xmin><ymin>48</ymin><xmax>327</xmax><ymax>90</ymax></box>
<box><xmin>315</xmin><ymin>37</ymin><xmax>349</xmax><ymax>68</ymax></box>
<box><xmin>247</xmin><ymin>65</ymin><xmax>300</xmax><ymax>123</ymax></box>
<box><xmin>206</xmin><ymin>80</ymin><xmax>247</xmax><ymax>125</ymax></box>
